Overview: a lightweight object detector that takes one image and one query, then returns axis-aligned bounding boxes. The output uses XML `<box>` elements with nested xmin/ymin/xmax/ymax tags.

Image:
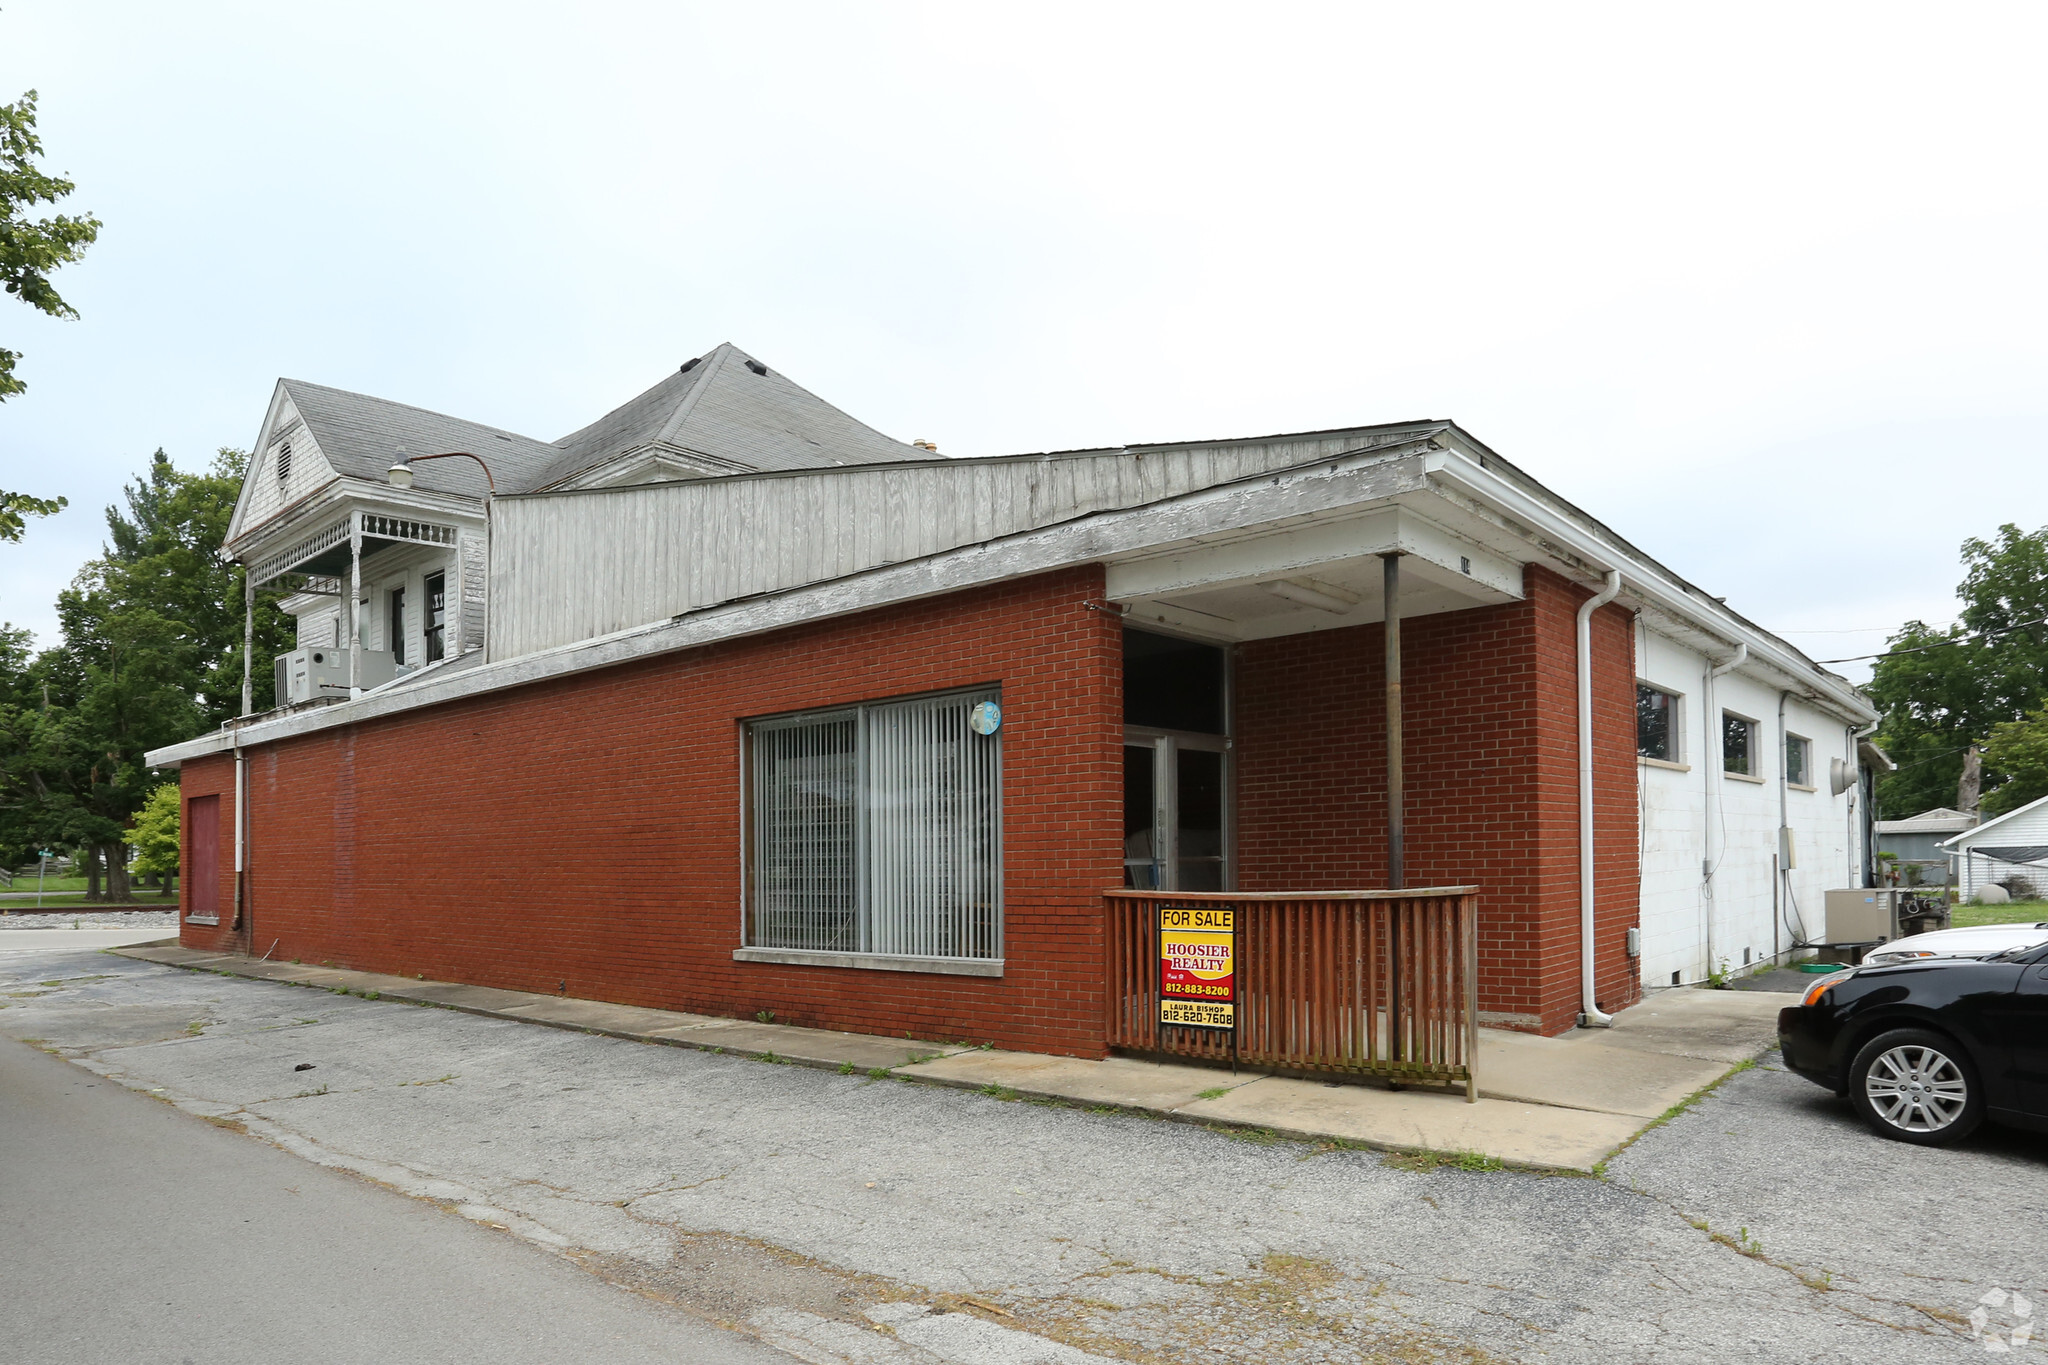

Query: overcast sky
<box><xmin>2</xmin><ymin>2</ymin><xmax>2042</xmax><ymax>682</ymax></box>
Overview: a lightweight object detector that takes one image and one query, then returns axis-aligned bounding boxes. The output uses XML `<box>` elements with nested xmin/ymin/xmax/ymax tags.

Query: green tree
<box><xmin>0</xmin><ymin>450</ymin><xmax>292</xmax><ymax>898</ymax></box>
<box><xmin>1870</xmin><ymin>524</ymin><xmax>2048</xmax><ymax>817</ymax></box>
<box><xmin>2</xmin><ymin>88</ymin><xmax>100</xmax><ymax>401</ymax></box>
<box><xmin>129</xmin><ymin>781</ymin><xmax>180</xmax><ymax>883</ymax></box>
<box><xmin>1982</xmin><ymin>704</ymin><xmax>2048</xmax><ymax>817</ymax></box>
<box><xmin>0</xmin><ymin>488</ymin><xmax>66</xmax><ymax>541</ymax></box>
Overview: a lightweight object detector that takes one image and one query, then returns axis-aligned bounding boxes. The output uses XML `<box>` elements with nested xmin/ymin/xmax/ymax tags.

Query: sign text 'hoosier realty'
<box><xmin>1158</xmin><ymin>905</ymin><xmax>1236</xmax><ymax>1030</ymax></box>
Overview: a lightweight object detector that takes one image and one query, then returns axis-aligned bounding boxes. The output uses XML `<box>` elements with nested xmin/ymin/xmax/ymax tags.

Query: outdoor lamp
<box><xmin>386</xmin><ymin>447</ymin><xmax>414</xmax><ymax>488</ymax></box>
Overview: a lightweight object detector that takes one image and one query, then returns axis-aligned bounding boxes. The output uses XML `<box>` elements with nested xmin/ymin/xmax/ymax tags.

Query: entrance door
<box><xmin>1123</xmin><ymin>733</ymin><xmax>1230</xmax><ymax>891</ymax></box>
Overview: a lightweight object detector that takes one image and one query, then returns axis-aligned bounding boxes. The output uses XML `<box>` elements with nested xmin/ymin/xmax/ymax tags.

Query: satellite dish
<box><xmin>1830</xmin><ymin>756</ymin><xmax>1855</xmax><ymax>796</ymax></box>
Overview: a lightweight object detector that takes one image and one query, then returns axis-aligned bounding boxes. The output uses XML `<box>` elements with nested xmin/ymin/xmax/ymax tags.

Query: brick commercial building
<box><xmin>149</xmin><ymin>345</ymin><xmax>1880</xmax><ymax>1056</ymax></box>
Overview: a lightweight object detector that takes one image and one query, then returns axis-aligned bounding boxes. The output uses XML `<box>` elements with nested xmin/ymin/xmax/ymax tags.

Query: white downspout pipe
<box><xmin>1701</xmin><ymin>644</ymin><xmax>1748</xmax><ymax>978</ymax></box>
<box><xmin>1578</xmin><ymin>569</ymin><xmax>1623</xmax><ymax>1027</ymax></box>
<box><xmin>232</xmin><ymin>736</ymin><xmax>247</xmax><ymax>933</ymax></box>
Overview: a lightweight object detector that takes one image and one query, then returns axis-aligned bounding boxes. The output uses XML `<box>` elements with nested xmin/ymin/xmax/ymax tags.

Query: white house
<box><xmin>1944</xmin><ymin>794</ymin><xmax>2048</xmax><ymax>900</ymax></box>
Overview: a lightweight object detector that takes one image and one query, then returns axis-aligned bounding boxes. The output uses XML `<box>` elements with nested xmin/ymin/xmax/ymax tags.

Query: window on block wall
<box><xmin>1786</xmin><ymin>733</ymin><xmax>1811</xmax><ymax>787</ymax></box>
<box><xmin>745</xmin><ymin>688</ymin><xmax>1002</xmax><ymax>962</ymax></box>
<box><xmin>1723</xmin><ymin>713</ymin><xmax>1758</xmax><ymax>776</ymax></box>
<box><xmin>1637</xmin><ymin>684</ymin><xmax>1680</xmax><ymax>761</ymax></box>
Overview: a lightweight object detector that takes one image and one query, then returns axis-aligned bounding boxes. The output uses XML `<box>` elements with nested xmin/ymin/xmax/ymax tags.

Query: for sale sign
<box><xmin>1158</xmin><ymin>905</ymin><xmax>1235</xmax><ymax>1030</ymax></box>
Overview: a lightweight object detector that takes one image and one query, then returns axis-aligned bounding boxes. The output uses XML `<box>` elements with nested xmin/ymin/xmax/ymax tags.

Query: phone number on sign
<box><xmin>1163</xmin><ymin>981</ymin><xmax>1234</xmax><ymax>999</ymax></box>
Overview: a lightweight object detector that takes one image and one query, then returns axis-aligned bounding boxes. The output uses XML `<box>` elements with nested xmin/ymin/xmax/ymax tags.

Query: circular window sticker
<box><xmin>968</xmin><ymin>700</ymin><xmax>1003</xmax><ymax>736</ymax></box>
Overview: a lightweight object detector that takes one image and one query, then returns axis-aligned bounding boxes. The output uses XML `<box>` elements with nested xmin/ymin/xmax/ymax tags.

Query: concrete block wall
<box><xmin>180</xmin><ymin>565</ymin><xmax>1124</xmax><ymax>1058</ymax></box>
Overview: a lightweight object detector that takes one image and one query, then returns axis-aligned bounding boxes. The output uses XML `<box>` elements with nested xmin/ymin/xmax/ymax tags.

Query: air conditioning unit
<box><xmin>1824</xmin><ymin>888</ymin><xmax>1899</xmax><ymax>944</ymax></box>
<box><xmin>273</xmin><ymin>648</ymin><xmax>397</xmax><ymax>706</ymax></box>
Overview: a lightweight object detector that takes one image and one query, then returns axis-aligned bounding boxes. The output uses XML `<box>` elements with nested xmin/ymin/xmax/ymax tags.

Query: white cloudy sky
<box><xmin>2</xmin><ymin>2</ymin><xmax>2042</xmax><ymax>682</ymax></box>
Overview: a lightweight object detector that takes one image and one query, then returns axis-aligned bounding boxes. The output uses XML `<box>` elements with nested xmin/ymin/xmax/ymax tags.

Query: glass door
<box><xmin>1123</xmin><ymin>732</ymin><xmax>1231</xmax><ymax>891</ymax></box>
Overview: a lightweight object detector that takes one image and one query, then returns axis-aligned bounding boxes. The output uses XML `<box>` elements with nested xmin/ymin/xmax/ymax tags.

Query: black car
<box><xmin>1778</xmin><ymin>942</ymin><xmax>2048</xmax><ymax>1145</ymax></box>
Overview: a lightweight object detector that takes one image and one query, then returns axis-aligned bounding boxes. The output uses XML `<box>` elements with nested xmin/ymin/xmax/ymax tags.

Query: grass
<box><xmin>0</xmin><ymin>889</ymin><xmax>177</xmax><ymax>910</ymax></box>
<box><xmin>1950</xmin><ymin>900</ymin><xmax>2048</xmax><ymax>929</ymax></box>
<box><xmin>1380</xmin><ymin>1147</ymin><xmax>1504</xmax><ymax>1173</ymax></box>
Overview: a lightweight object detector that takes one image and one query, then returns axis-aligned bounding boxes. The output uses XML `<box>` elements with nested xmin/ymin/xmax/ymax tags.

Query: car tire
<box><xmin>1847</xmin><ymin>1027</ymin><xmax>1984</xmax><ymax>1145</ymax></box>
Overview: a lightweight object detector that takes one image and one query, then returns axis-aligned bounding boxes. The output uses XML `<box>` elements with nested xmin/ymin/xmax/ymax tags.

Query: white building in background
<box><xmin>1634</xmin><ymin>619</ymin><xmax>1886</xmax><ymax>986</ymax></box>
<box><xmin>1944</xmin><ymin>794</ymin><xmax>2048</xmax><ymax>901</ymax></box>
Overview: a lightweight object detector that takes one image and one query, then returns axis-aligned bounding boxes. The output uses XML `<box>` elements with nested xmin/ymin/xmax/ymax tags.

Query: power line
<box><xmin>1817</xmin><ymin>615</ymin><xmax>2048</xmax><ymax>664</ymax></box>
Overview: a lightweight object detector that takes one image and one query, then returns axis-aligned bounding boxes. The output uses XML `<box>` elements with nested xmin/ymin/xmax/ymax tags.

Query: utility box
<box><xmin>273</xmin><ymin>648</ymin><xmax>396</xmax><ymax>706</ymax></box>
<box><xmin>1824</xmin><ymin>888</ymin><xmax>1898</xmax><ymax>945</ymax></box>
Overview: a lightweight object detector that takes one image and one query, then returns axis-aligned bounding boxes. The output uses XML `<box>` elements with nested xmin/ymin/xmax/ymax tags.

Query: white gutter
<box><xmin>1427</xmin><ymin>453</ymin><xmax>1874</xmax><ymax>723</ymax></box>
<box><xmin>1576</xmin><ymin>568</ymin><xmax>1623</xmax><ymax>1027</ymax></box>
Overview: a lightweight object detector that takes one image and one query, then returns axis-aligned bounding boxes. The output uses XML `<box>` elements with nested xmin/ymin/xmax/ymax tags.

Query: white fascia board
<box><xmin>1941</xmin><ymin>791</ymin><xmax>2048</xmax><ymax>848</ymax></box>
<box><xmin>231</xmin><ymin>479</ymin><xmax>486</xmax><ymax>564</ymax></box>
<box><xmin>1424</xmin><ymin>449</ymin><xmax>1877</xmax><ymax>725</ymax></box>
<box><xmin>1104</xmin><ymin>503</ymin><xmax>1521</xmax><ymax>603</ymax></box>
<box><xmin>149</xmin><ymin>443</ymin><xmax>1439</xmax><ymax>768</ymax></box>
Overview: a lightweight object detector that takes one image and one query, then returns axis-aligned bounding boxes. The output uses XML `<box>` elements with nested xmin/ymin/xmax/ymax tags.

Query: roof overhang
<box><xmin>150</xmin><ymin>427</ymin><xmax>1876</xmax><ymax>766</ymax></box>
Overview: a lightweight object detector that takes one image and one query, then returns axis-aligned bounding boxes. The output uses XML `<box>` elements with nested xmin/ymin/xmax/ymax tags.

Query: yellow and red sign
<box><xmin>1159</xmin><ymin>905</ymin><xmax>1235</xmax><ymax>1030</ymax></box>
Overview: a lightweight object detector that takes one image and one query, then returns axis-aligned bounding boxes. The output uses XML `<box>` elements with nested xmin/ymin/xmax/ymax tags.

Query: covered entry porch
<box><xmin>1104</xmin><ymin>498</ymin><xmax>1639</xmax><ymax>1055</ymax></box>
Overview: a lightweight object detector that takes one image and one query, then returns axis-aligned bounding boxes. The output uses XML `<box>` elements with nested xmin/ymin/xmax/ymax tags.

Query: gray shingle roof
<box><xmin>279</xmin><ymin>379</ymin><xmax>565</xmax><ymax>500</ymax></box>
<box><xmin>533</xmin><ymin>343</ymin><xmax>926</xmax><ymax>489</ymax></box>
<box><xmin>280</xmin><ymin>344</ymin><xmax>928</xmax><ymax>505</ymax></box>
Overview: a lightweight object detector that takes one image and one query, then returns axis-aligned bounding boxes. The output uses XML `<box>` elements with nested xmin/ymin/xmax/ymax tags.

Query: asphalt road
<box><xmin>0</xmin><ymin>1009</ymin><xmax>790</xmax><ymax>1364</ymax></box>
<box><xmin>4</xmin><ymin>942</ymin><xmax>2044</xmax><ymax>1364</ymax></box>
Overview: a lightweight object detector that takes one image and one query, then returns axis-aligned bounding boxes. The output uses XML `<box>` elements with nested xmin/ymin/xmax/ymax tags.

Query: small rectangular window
<box><xmin>1637</xmin><ymin>684</ymin><xmax>1679</xmax><ymax>761</ymax></box>
<box><xmin>747</xmin><ymin>689</ymin><xmax>1002</xmax><ymax>961</ymax></box>
<box><xmin>1786</xmin><ymin>733</ymin><xmax>1811</xmax><ymax>786</ymax></box>
<box><xmin>1723</xmin><ymin>713</ymin><xmax>1757</xmax><ymax>775</ymax></box>
<box><xmin>423</xmin><ymin>572</ymin><xmax>446</xmax><ymax>662</ymax></box>
<box><xmin>388</xmin><ymin>586</ymin><xmax>406</xmax><ymax>666</ymax></box>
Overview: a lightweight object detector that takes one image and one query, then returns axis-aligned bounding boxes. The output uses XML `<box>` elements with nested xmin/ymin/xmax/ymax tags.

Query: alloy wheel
<box><xmin>1863</xmin><ymin>1044</ymin><xmax>1970</xmax><ymax>1133</ymax></box>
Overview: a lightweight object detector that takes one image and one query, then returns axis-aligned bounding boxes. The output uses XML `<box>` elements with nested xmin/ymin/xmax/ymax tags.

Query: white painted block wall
<box><xmin>1636</xmin><ymin>623</ymin><xmax>1863</xmax><ymax>985</ymax></box>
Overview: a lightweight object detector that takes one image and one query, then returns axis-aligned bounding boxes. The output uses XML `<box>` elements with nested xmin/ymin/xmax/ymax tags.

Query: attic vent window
<box><xmin>276</xmin><ymin>440</ymin><xmax>293</xmax><ymax>485</ymax></box>
<box><xmin>744</xmin><ymin>359</ymin><xmax>767</xmax><ymax>376</ymax></box>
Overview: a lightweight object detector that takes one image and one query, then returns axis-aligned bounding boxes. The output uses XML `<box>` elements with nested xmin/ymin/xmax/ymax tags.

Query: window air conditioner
<box><xmin>273</xmin><ymin>648</ymin><xmax>397</xmax><ymax>706</ymax></box>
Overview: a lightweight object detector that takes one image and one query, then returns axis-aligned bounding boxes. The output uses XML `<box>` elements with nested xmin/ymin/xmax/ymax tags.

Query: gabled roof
<box><xmin>533</xmin><ymin>343</ymin><xmax>927</xmax><ymax>489</ymax></box>
<box><xmin>1945</xmin><ymin>790</ymin><xmax>2048</xmax><ymax>847</ymax></box>
<box><xmin>278</xmin><ymin>379</ymin><xmax>564</xmax><ymax>500</ymax></box>
<box><xmin>1875</xmin><ymin>806</ymin><xmax>1979</xmax><ymax>835</ymax></box>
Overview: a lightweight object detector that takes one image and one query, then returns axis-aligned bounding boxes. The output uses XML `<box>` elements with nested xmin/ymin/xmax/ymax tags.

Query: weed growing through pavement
<box><xmin>978</xmin><ymin>1084</ymin><xmax>1020</xmax><ymax>1102</ymax></box>
<box><xmin>837</xmin><ymin>1061</ymin><xmax>856</xmax><ymax>1075</ymax></box>
<box><xmin>867</xmin><ymin>1067</ymin><xmax>890</xmax><ymax>1079</ymax></box>
<box><xmin>1196</xmin><ymin>1086</ymin><xmax>1230</xmax><ymax>1100</ymax></box>
<box><xmin>757</xmin><ymin>1051</ymin><xmax>788</xmax><ymax>1065</ymax></box>
<box><xmin>1590</xmin><ymin>1058</ymin><xmax>1756</xmax><ymax>1178</ymax></box>
<box><xmin>756</xmin><ymin>1009</ymin><xmax>775</xmax><ymax>1024</ymax></box>
<box><xmin>1380</xmin><ymin>1148</ymin><xmax>1504</xmax><ymax>1173</ymax></box>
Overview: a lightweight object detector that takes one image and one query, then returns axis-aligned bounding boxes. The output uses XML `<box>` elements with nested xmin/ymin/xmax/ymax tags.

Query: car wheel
<box><xmin>1847</xmin><ymin>1028</ymin><xmax>1983</xmax><ymax>1145</ymax></box>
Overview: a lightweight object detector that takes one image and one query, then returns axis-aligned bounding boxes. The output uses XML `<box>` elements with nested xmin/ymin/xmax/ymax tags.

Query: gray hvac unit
<box><xmin>273</xmin><ymin>648</ymin><xmax>396</xmax><ymax>706</ymax></box>
<box><xmin>1823</xmin><ymin>888</ymin><xmax>1899</xmax><ymax>944</ymax></box>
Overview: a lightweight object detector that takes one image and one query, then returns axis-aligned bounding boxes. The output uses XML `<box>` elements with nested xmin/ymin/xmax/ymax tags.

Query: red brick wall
<box><xmin>180</xmin><ymin>567</ymin><xmax>1124</xmax><ymax>1057</ymax></box>
<box><xmin>1234</xmin><ymin>564</ymin><xmax>1641</xmax><ymax>1035</ymax></box>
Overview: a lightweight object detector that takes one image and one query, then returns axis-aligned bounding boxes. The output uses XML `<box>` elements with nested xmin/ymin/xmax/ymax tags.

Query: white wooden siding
<box><xmin>235</xmin><ymin>396</ymin><xmax>333</xmax><ymax>536</ymax></box>
<box><xmin>491</xmin><ymin>431</ymin><xmax>1427</xmax><ymax>657</ymax></box>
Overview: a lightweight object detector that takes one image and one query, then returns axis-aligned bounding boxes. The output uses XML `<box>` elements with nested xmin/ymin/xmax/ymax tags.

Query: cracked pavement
<box><xmin>4</xmin><ymin>943</ymin><xmax>2042</xmax><ymax>1363</ymax></box>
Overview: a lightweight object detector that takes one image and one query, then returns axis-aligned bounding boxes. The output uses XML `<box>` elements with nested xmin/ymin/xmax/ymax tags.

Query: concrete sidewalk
<box><xmin>110</xmin><ymin>941</ymin><xmax>1788</xmax><ymax>1173</ymax></box>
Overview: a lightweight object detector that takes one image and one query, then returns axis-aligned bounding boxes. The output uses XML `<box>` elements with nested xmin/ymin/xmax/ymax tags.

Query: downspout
<box><xmin>1775</xmin><ymin>691</ymin><xmax>1791</xmax><ymax>964</ymax></box>
<box><xmin>1577</xmin><ymin>569</ymin><xmax>1623</xmax><ymax>1027</ymax></box>
<box><xmin>1851</xmin><ymin>720</ymin><xmax>1879</xmax><ymax>887</ymax></box>
<box><xmin>232</xmin><ymin>735</ymin><xmax>247</xmax><ymax>934</ymax></box>
<box><xmin>1701</xmin><ymin>643</ymin><xmax>1748</xmax><ymax>979</ymax></box>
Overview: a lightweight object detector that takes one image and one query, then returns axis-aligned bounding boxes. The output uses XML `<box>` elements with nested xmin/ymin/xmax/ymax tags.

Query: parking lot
<box><xmin>4</xmin><ymin>941</ymin><xmax>2042</xmax><ymax>1363</ymax></box>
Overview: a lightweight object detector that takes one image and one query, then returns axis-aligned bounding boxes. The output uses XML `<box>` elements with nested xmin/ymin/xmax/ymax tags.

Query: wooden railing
<box><xmin>1104</xmin><ymin>888</ymin><xmax>1480</xmax><ymax>1100</ymax></box>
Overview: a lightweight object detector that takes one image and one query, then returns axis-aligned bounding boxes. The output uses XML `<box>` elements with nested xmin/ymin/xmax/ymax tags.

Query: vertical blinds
<box><xmin>749</xmin><ymin>689</ymin><xmax>1002</xmax><ymax>960</ymax></box>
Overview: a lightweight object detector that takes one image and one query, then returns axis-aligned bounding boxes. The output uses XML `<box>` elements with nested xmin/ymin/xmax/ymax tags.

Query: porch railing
<box><xmin>1104</xmin><ymin>887</ymin><xmax>1480</xmax><ymax>1100</ymax></box>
